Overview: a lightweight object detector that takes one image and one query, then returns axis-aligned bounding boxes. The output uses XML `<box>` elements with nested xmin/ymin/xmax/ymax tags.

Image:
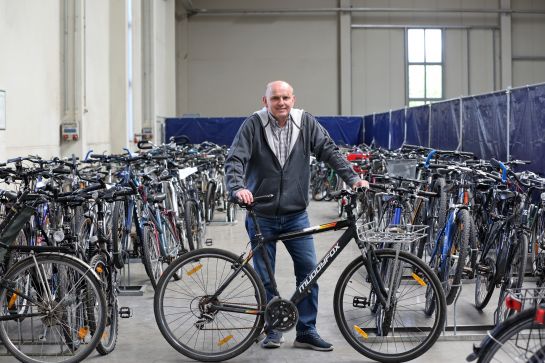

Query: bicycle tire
<box><xmin>333</xmin><ymin>249</ymin><xmax>446</xmax><ymax>363</ymax></box>
<box><xmin>141</xmin><ymin>221</ymin><xmax>163</xmax><ymax>289</ymax></box>
<box><xmin>444</xmin><ymin>209</ymin><xmax>471</xmax><ymax>305</ymax></box>
<box><xmin>89</xmin><ymin>254</ymin><xmax>119</xmax><ymax>355</ymax></box>
<box><xmin>111</xmin><ymin>200</ymin><xmax>128</xmax><ymax>269</ymax></box>
<box><xmin>0</xmin><ymin>253</ymin><xmax>107</xmax><ymax>363</ymax></box>
<box><xmin>154</xmin><ymin>248</ymin><xmax>267</xmax><ymax>362</ymax></box>
<box><xmin>426</xmin><ymin>178</ymin><xmax>447</xmax><ymax>256</ymax></box>
<box><xmin>311</xmin><ymin>177</ymin><xmax>327</xmax><ymax>201</ymax></box>
<box><xmin>475</xmin><ymin>308</ymin><xmax>545</xmax><ymax>363</ymax></box>
<box><xmin>495</xmin><ymin>230</ymin><xmax>529</xmax><ymax>323</ymax></box>
<box><xmin>324</xmin><ymin>173</ymin><xmax>339</xmax><ymax>201</ymax></box>
<box><xmin>185</xmin><ymin>200</ymin><xmax>202</xmax><ymax>250</ymax></box>
<box><xmin>475</xmin><ymin>225</ymin><xmax>510</xmax><ymax>310</ymax></box>
<box><xmin>206</xmin><ymin>181</ymin><xmax>217</xmax><ymax>223</ymax></box>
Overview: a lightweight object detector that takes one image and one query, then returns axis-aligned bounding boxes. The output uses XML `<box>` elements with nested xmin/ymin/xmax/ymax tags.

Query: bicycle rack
<box><xmin>118</xmin><ymin>234</ymin><xmax>146</xmax><ymax>296</ymax></box>
<box><xmin>439</xmin><ymin>279</ymin><xmax>495</xmax><ymax>341</ymax></box>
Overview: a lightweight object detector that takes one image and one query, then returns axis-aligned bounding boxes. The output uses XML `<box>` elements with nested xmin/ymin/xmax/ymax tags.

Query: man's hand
<box><xmin>235</xmin><ymin>189</ymin><xmax>254</xmax><ymax>204</ymax></box>
<box><xmin>352</xmin><ymin>179</ymin><xmax>369</xmax><ymax>190</ymax></box>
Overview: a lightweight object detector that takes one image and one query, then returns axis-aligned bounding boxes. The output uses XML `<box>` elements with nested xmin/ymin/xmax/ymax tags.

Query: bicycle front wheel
<box><xmin>334</xmin><ymin>249</ymin><xmax>446</xmax><ymax>363</ymax></box>
<box><xmin>154</xmin><ymin>248</ymin><xmax>266</xmax><ymax>362</ymax></box>
<box><xmin>0</xmin><ymin>253</ymin><xmax>107</xmax><ymax>363</ymax></box>
<box><xmin>141</xmin><ymin>221</ymin><xmax>164</xmax><ymax>289</ymax></box>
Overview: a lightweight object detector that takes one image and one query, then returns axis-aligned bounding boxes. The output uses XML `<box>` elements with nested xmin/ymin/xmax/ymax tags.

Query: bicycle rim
<box><xmin>154</xmin><ymin>248</ymin><xmax>266</xmax><ymax>362</ymax></box>
<box><xmin>334</xmin><ymin>249</ymin><xmax>446</xmax><ymax>362</ymax></box>
<box><xmin>0</xmin><ymin>253</ymin><xmax>106</xmax><ymax>363</ymax></box>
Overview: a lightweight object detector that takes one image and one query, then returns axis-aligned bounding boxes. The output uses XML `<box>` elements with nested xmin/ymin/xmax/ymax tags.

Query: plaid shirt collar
<box><xmin>267</xmin><ymin>112</ymin><xmax>292</xmax><ymax>167</ymax></box>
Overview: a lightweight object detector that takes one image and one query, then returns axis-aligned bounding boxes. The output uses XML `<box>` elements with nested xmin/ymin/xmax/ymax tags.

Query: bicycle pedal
<box><xmin>119</xmin><ymin>306</ymin><xmax>133</xmax><ymax>318</ymax></box>
<box><xmin>205</xmin><ymin>238</ymin><xmax>213</xmax><ymax>246</ymax></box>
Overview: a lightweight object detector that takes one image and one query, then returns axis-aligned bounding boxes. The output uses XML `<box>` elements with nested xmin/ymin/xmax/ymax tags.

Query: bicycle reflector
<box><xmin>505</xmin><ymin>294</ymin><xmax>522</xmax><ymax>312</ymax></box>
<box><xmin>535</xmin><ymin>306</ymin><xmax>545</xmax><ymax>325</ymax></box>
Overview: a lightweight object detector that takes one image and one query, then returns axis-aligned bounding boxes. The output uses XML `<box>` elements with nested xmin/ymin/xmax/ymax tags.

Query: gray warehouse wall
<box><xmin>0</xmin><ymin>0</ymin><xmax>176</xmax><ymax>161</ymax></box>
<box><xmin>176</xmin><ymin>0</ymin><xmax>545</xmax><ymax>117</ymax></box>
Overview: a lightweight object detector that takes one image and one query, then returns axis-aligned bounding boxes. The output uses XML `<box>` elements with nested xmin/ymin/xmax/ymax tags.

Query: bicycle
<box><xmin>0</xmin><ymin>191</ymin><xmax>107</xmax><ymax>363</ymax></box>
<box><xmin>153</xmin><ymin>189</ymin><xmax>446</xmax><ymax>363</ymax></box>
<box><xmin>467</xmin><ymin>288</ymin><xmax>545</xmax><ymax>362</ymax></box>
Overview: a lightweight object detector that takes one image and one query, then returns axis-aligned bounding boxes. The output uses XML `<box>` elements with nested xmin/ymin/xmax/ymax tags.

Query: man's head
<box><xmin>262</xmin><ymin>80</ymin><xmax>296</xmax><ymax>123</ymax></box>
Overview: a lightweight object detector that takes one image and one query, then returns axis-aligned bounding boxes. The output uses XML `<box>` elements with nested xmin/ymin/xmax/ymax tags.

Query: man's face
<box><xmin>263</xmin><ymin>83</ymin><xmax>295</xmax><ymax>122</ymax></box>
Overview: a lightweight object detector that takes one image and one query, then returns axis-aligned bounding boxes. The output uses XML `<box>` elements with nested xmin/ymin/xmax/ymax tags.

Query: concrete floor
<box><xmin>0</xmin><ymin>200</ymin><xmax>504</xmax><ymax>362</ymax></box>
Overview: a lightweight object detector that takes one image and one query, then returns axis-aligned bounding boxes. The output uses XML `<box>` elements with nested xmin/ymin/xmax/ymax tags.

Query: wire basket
<box><xmin>356</xmin><ymin>220</ymin><xmax>428</xmax><ymax>244</ymax></box>
<box><xmin>385</xmin><ymin>159</ymin><xmax>418</xmax><ymax>179</ymax></box>
<box><xmin>503</xmin><ymin>287</ymin><xmax>545</xmax><ymax>310</ymax></box>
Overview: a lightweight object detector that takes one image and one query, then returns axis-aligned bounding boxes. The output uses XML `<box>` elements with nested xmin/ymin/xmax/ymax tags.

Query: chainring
<box><xmin>264</xmin><ymin>298</ymin><xmax>299</xmax><ymax>332</ymax></box>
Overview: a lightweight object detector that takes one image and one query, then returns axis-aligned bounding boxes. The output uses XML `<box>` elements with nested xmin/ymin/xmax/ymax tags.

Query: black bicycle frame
<box><xmin>209</xmin><ymin>209</ymin><xmax>390</xmax><ymax>315</ymax></box>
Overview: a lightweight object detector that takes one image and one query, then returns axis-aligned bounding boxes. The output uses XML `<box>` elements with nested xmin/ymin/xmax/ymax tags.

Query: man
<box><xmin>225</xmin><ymin>80</ymin><xmax>368</xmax><ymax>351</ymax></box>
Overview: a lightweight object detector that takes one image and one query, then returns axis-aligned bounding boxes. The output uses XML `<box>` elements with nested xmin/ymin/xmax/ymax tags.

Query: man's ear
<box><xmin>262</xmin><ymin>96</ymin><xmax>267</xmax><ymax>106</ymax></box>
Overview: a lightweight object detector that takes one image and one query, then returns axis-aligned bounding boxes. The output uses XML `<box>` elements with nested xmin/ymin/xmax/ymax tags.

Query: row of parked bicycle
<box><xmin>312</xmin><ymin>143</ymin><xmax>545</xmax><ymax>362</ymax></box>
<box><xmin>1</xmin><ymin>137</ymin><xmax>544</xmax><ymax>362</ymax></box>
<box><xmin>0</xmin><ymin>139</ymin><xmax>233</xmax><ymax>362</ymax></box>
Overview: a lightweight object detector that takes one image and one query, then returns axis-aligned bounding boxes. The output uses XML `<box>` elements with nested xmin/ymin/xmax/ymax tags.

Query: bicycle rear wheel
<box><xmin>334</xmin><ymin>249</ymin><xmax>446</xmax><ymax>363</ymax></box>
<box><xmin>0</xmin><ymin>253</ymin><xmax>106</xmax><ymax>363</ymax></box>
<box><xmin>111</xmin><ymin>200</ymin><xmax>128</xmax><ymax>269</ymax></box>
<box><xmin>154</xmin><ymin>248</ymin><xmax>266</xmax><ymax>362</ymax></box>
<box><xmin>185</xmin><ymin>200</ymin><xmax>203</xmax><ymax>250</ymax></box>
<box><xmin>205</xmin><ymin>181</ymin><xmax>217</xmax><ymax>223</ymax></box>
<box><xmin>89</xmin><ymin>254</ymin><xmax>119</xmax><ymax>355</ymax></box>
<box><xmin>444</xmin><ymin>209</ymin><xmax>470</xmax><ymax>305</ymax></box>
<box><xmin>475</xmin><ymin>308</ymin><xmax>545</xmax><ymax>362</ymax></box>
<box><xmin>495</xmin><ymin>230</ymin><xmax>529</xmax><ymax>324</ymax></box>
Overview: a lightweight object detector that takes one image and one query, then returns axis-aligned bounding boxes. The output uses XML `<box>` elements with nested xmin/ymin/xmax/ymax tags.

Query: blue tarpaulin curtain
<box><xmin>430</xmin><ymin>100</ymin><xmax>461</xmax><ymax>150</ymax></box>
<box><xmin>165</xmin><ymin>116</ymin><xmax>364</xmax><ymax>147</ymax></box>
<box><xmin>364</xmin><ymin>115</ymin><xmax>374</xmax><ymax>145</ymax></box>
<box><xmin>510</xmin><ymin>86</ymin><xmax>545</xmax><ymax>174</ymax></box>
<box><xmin>405</xmin><ymin>105</ymin><xmax>430</xmax><ymax>147</ymax></box>
<box><xmin>390</xmin><ymin>109</ymin><xmax>406</xmax><ymax>149</ymax></box>
<box><xmin>373</xmin><ymin>112</ymin><xmax>390</xmax><ymax>148</ymax></box>
<box><xmin>164</xmin><ymin>83</ymin><xmax>545</xmax><ymax>174</ymax></box>
<box><xmin>462</xmin><ymin>92</ymin><xmax>507</xmax><ymax>160</ymax></box>
<box><xmin>314</xmin><ymin>116</ymin><xmax>364</xmax><ymax>146</ymax></box>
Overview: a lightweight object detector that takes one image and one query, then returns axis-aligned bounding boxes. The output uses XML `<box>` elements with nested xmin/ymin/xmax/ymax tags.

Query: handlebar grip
<box><xmin>424</xmin><ymin>150</ymin><xmax>437</xmax><ymax>168</ymax></box>
<box><xmin>417</xmin><ymin>190</ymin><xmax>438</xmax><ymax>198</ymax></box>
<box><xmin>113</xmin><ymin>188</ymin><xmax>135</xmax><ymax>197</ymax></box>
<box><xmin>490</xmin><ymin>158</ymin><xmax>507</xmax><ymax>183</ymax></box>
<box><xmin>52</xmin><ymin>167</ymin><xmax>71</xmax><ymax>175</ymax></box>
<box><xmin>368</xmin><ymin>183</ymin><xmax>388</xmax><ymax>191</ymax></box>
<box><xmin>253</xmin><ymin>194</ymin><xmax>274</xmax><ymax>203</ymax></box>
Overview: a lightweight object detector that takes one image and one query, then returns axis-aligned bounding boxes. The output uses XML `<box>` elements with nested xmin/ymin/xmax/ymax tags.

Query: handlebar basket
<box><xmin>356</xmin><ymin>220</ymin><xmax>428</xmax><ymax>245</ymax></box>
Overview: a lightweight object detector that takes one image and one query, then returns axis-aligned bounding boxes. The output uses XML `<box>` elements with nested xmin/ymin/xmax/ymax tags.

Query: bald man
<box><xmin>225</xmin><ymin>81</ymin><xmax>367</xmax><ymax>351</ymax></box>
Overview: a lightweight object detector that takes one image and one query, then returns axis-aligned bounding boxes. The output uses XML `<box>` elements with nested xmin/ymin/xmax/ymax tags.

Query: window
<box><xmin>407</xmin><ymin>29</ymin><xmax>443</xmax><ymax>107</ymax></box>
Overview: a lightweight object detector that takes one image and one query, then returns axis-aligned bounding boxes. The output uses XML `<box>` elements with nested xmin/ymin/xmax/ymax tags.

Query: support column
<box><xmin>141</xmin><ymin>0</ymin><xmax>155</xmax><ymax>141</ymax></box>
<box><xmin>500</xmin><ymin>0</ymin><xmax>512</xmax><ymax>89</ymax></box>
<box><xmin>110</xmin><ymin>0</ymin><xmax>129</xmax><ymax>152</ymax></box>
<box><xmin>339</xmin><ymin>0</ymin><xmax>352</xmax><ymax>115</ymax></box>
<box><xmin>61</xmin><ymin>0</ymin><xmax>86</xmax><ymax>158</ymax></box>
